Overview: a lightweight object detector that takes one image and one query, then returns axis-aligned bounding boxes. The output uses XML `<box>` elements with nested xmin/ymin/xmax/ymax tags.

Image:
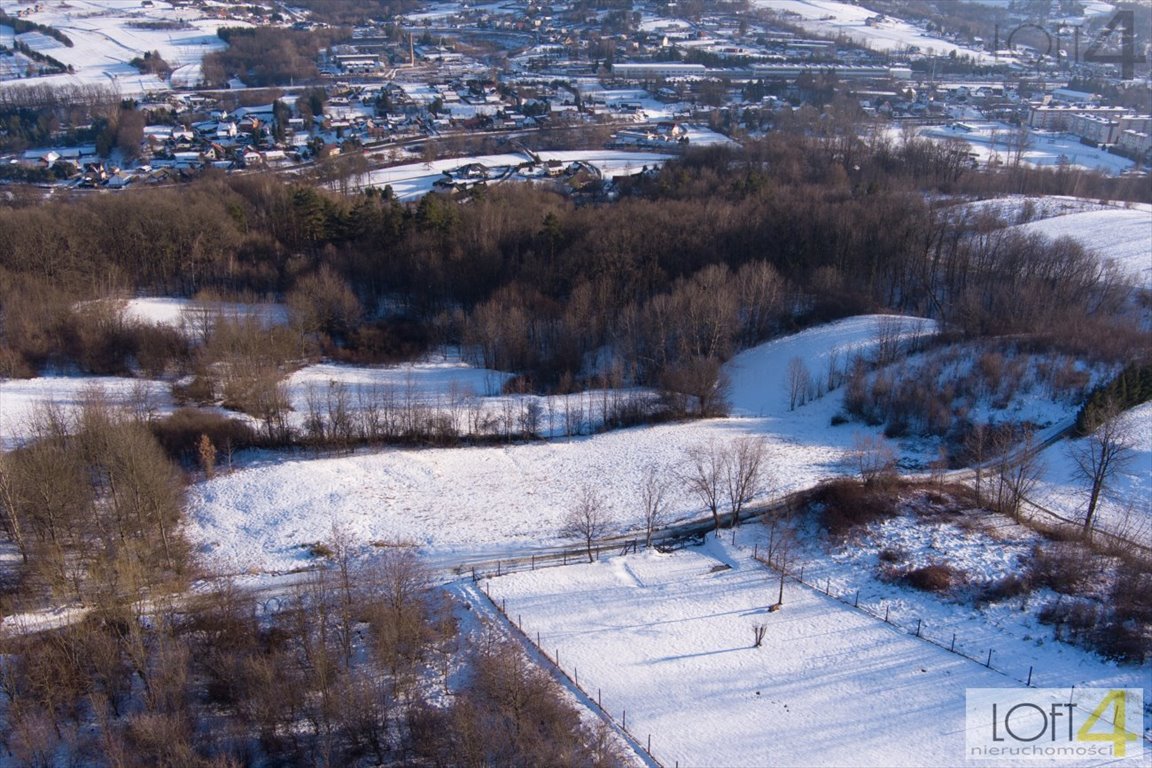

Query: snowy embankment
<box><xmin>185</xmin><ymin>315</ymin><xmax>935</xmax><ymax>574</ymax></box>
<box><xmin>1013</xmin><ymin>206</ymin><xmax>1152</xmax><ymax>290</ymax></box>
<box><xmin>750</xmin><ymin>0</ymin><xmax>996</xmax><ymax>62</ymax></box>
<box><xmin>484</xmin><ymin>535</ymin><xmax>1148</xmax><ymax>767</ymax></box>
<box><xmin>9</xmin><ymin>0</ymin><xmax>235</xmax><ymax>94</ymax></box>
<box><xmin>1032</xmin><ymin>402</ymin><xmax>1152</xmax><ymax>544</ymax></box>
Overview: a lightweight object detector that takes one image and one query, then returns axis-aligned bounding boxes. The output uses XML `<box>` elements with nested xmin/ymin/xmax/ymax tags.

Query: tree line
<box><xmin>0</xmin><ymin>124</ymin><xmax>1145</xmax><ymax>403</ymax></box>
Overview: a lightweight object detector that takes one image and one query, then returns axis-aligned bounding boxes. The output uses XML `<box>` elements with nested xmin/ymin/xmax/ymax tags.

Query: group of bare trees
<box><xmin>0</xmin><ymin>547</ymin><xmax>623</xmax><ymax>767</ymax></box>
<box><xmin>683</xmin><ymin>437</ymin><xmax>770</xmax><ymax>533</ymax></box>
<box><xmin>559</xmin><ymin>437</ymin><xmax>771</xmax><ymax>558</ymax></box>
<box><xmin>0</xmin><ymin>394</ymin><xmax>189</xmax><ymax>604</ymax></box>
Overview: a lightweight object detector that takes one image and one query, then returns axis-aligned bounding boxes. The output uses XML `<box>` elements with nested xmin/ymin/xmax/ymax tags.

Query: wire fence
<box><xmin>475</xmin><ymin>579</ymin><xmax>666</xmax><ymax>768</ymax></box>
<box><xmin>751</xmin><ymin>549</ymin><xmax>1044</xmax><ymax>688</ymax></box>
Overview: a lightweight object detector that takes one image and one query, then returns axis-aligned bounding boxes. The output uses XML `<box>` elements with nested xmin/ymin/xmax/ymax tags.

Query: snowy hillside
<box><xmin>185</xmin><ymin>315</ymin><xmax>937</xmax><ymax>573</ymax></box>
<box><xmin>750</xmin><ymin>0</ymin><xmax>994</xmax><ymax>61</ymax></box>
<box><xmin>1014</xmin><ymin>206</ymin><xmax>1152</xmax><ymax>290</ymax></box>
<box><xmin>7</xmin><ymin>0</ymin><xmax>237</xmax><ymax>94</ymax></box>
<box><xmin>1033</xmin><ymin>401</ymin><xmax>1152</xmax><ymax>542</ymax></box>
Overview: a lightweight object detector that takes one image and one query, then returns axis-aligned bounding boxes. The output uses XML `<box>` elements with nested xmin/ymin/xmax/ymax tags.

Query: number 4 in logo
<box><xmin>1083</xmin><ymin>10</ymin><xmax>1146</xmax><ymax>80</ymax></box>
<box><xmin>1077</xmin><ymin>690</ymin><xmax>1139</xmax><ymax>757</ymax></box>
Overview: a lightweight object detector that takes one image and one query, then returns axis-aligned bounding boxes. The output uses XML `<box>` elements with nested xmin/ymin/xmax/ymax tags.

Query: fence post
<box><xmin>648</xmin><ymin>734</ymin><xmax>652</xmax><ymax>754</ymax></box>
<box><xmin>517</xmin><ymin>614</ymin><xmax>521</xmax><ymax>629</ymax></box>
<box><xmin>915</xmin><ymin>618</ymin><xmax>921</xmax><ymax>637</ymax></box>
<box><xmin>556</xmin><ymin>648</ymin><xmax>560</xmax><ymax>666</ymax></box>
<box><xmin>497</xmin><ymin>560</ymin><xmax>501</xmax><ymax>576</ymax></box>
<box><xmin>532</xmin><ymin>555</ymin><xmax>535</xmax><ymax>570</ymax></box>
<box><xmin>985</xmin><ymin>648</ymin><xmax>993</xmax><ymax>668</ymax></box>
<box><xmin>537</xmin><ymin>630</ymin><xmax>540</xmax><ymax>647</ymax></box>
<box><xmin>1027</xmin><ymin>666</ymin><xmax>1033</xmax><ymax>687</ymax></box>
<box><xmin>800</xmin><ymin>566</ymin><xmax>804</xmax><ymax>583</ymax></box>
<box><xmin>623</xmin><ymin>709</ymin><xmax>626</xmax><ymax>731</ymax></box>
<box><xmin>854</xmin><ymin>590</ymin><xmax>859</xmax><ymax>607</ymax></box>
<box><xmin>950</xmin><ymin>632</ymin><xmax>956</xmax><ymax>653</ymax></box>
<box><xmin>471</xmin><ymin>566</ymin><xmax>476</xmax><ymax>581</ymax></box>
<box><xmin>884</xmin><ymin>605</ymin><xmax>890</xmax><ymax>623</ymax></box>
<box><xmin>501</xmin><ymin>598</ymin><xmax>505</xmax><ymax>613</ymax></box>
<box><xmin>598</xmin><ymin>688</ymin><xmax>601</xmax><ymax>708</ymax></box>
<box><xmin>754</xmin><ymin>543</ymin><xmax>758</xmax><ymax>560</ymax></box>
<box><xmin>575</xmin><ymin>667</ymin><xmax>578</xmax><ymax>685</ymax></box>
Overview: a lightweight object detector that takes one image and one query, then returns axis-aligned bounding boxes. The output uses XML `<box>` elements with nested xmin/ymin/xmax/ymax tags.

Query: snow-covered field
<box><xmin>485</xmin><ymin>534</ymin><xmax>1148</xmax><ymax>767</ymax></box>
<box><xmin>122</xmin><ymin>296</ymin><xmax>291</xmax><ymax>331</ymax></box>
<box><xmin>920</xmin><ymin>122</ymin><xmax>1136</xmax><ymax>176</ymax></box>
<box><xmin>355</xmin><ymin>149</ymin><xmax>676</xmax><ymax>201</ymax></box>
<box><xmin>1014</xmin><ymin>206</ymin><xmax>1152</xmax><ymax>290</ymax></box>
<box><xmin>940</xmin><ymin>196</ymin><xmax>1151</xmax><ymax>290</ymax></box>
<box><xmin>0</xmin><ymin>375</ymin><xmax>171</xmax><ymax>450</ymax></box>
<box><xmin>5</xmin><ymin>0</ymin><xmax>235</xmax><ymax>94</ymax></box>
<box><xmin>186</xmin><ymin>315</ymin><xmax>936</xmax><ymax>573</ymax></box>
<box><xmin>751</xmin><ymin>0</ymin><xmax>996</xmax><ymax>61</ymax></box>
<box><xmin>946</xmin><ymin>194</ymin><xmax>1115</xmax><ymax>225</ymax></box>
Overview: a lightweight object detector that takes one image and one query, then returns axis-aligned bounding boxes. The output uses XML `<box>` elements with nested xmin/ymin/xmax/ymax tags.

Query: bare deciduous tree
<box><xmin>1072</xmin><ymin>402</ymin><xmax>1133</xmax><ymax>537</ymax></box>
<box><xmin>197</xmin><ymin>433</ymin><xmax>216</xmax><ymax>479</ymax></box>
<box><xmin>724</xmin><ymin>437</ymin><xmax>767</xmax><ymax>528</ymax></box>
<box><xmin>559</xmin><ymin>486</ymin><xmax>611</xmax><ymax>563</ymax></box>
<box><xmin>964</xmin><ymin>422</ymin><xmax>989</xmax><ymax>505</ymax></box>
<box><xmin>992</xmin><ymin>427</ymin><xmax>1044</xmax><ymax>522</ymax></box>
<box><xmin>873</xmin><ymin>316</ymin><xmax>905</xmax><ymax>366</ymax></box>
<box><xmin>640</xmin><ymin>463</ymin><xmax>670</xmax><ymax>548</ymax></box>
<box><xmin>786</xmin><ymin>356</ymin><xmax>812</xmax><ymax>411</ymax></box>
<box><xmin>853</xmin><ymin>432</ymin><xmax>897</xmax><ymax>486</ymax></box>
<box><xmin>683</xmin><ymin>442</ymin><xmax>725</xmax><ymax>532</ymax></box>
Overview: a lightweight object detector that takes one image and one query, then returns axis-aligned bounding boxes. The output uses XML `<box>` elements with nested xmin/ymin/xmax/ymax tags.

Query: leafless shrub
<box><xmin>878</xmin><ymin>546</ymin><xmax>906</xmax><ymax>565</ymax></box>
<box><xmin>901</xmin><ymin>563</ymin><xmax>962</xmax><ymax>593</ymax></box>
<box><xmin>853</xmin><ymin>432</ymin><xmax>897</xmax><ymax>487</ymax></box>
<box><xmin>150</xmin><ymin>408</ymin><xmax>255</xmax><ymax>466</ymax></box>
<box><xmin>813</xmin><ymin>479</ymin><xmax>900</xmax><ymax>538</ymax></box>
<box><xmin>413</xmin><ymin>636</ymin><xmax>626</xmax><ymax>767</ymax></box>
<box><xmin>1027</xmin><ymin>542</ymin><xmax>1102</xmax><ymax>595</ymax></box>
<box><xmin>978</xmin><ymin>572</ymin><xmax>1033</xmax><ymax>603</ymax></box>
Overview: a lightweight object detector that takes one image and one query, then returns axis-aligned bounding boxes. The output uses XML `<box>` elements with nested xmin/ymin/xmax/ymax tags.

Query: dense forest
<box><xmin>0</xmin><ymin>124</ymin><xmax>1145</xmax><ymax>394</ymax></box>
<box><xmin>201</xmin><ymin>27</ymin><xmax>350</xmax><ymax>88</ymax></box>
